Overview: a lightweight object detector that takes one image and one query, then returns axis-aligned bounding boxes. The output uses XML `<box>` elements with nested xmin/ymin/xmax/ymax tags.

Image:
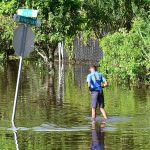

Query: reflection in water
<box><xmin>0</xmin><ymin>61</ymin><xmax>150</xmax><ymax>149</ymax></box>
<box><xmin>12</xmin><ymin>109</ymin><xmax>20</xmax><ymax>150</ymax></box>
<box><xmin>47</xmin><ymin>75</ymin><xmax>56</xmax><ymax>100</ymax></box>
<box><xmin>57</xmin><ymin>60</ymin><xmax>65</xmax><ymax>103</ymax></box>
<box><xmin>91</xmin><ymin>124</ymin><xmax>105</xmax><ymax>150</ymax></box>
<box><xmin>14</xmin><ymin>131</ymin><xmax>20</xmax><ymax>150</ymax></box>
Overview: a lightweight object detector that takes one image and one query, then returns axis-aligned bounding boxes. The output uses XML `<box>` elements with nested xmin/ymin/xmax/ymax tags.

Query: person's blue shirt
<box><xmin>87</xmin><ymin>72</ymin><xmax>106</xmax><ymax>91</ymax></box>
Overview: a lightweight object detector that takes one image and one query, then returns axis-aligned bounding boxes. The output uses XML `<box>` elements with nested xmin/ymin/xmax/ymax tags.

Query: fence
<box><xmin>59</xmin><ymin>37</ymin><xmax>103</xmax><ymax>63</ymax></box>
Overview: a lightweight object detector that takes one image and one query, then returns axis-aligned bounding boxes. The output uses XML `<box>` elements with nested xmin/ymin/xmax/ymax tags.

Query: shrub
<box><xmin>100</xmin><ymin>17</ymin><xmax>150</xmax><ymax>84</ymax></box>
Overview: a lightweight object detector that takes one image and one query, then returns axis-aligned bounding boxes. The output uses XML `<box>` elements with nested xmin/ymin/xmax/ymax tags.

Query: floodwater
<box><xmin>0</xmin><ymin>60</ymin><xmax>150</xmax><ymax>150</ymax></box>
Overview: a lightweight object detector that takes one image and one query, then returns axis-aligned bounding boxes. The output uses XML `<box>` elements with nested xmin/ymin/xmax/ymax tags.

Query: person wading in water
<box><xmin>87</xmin><ymin>65</ymin><xmax>108</xmax><ymax>124</ymax></box>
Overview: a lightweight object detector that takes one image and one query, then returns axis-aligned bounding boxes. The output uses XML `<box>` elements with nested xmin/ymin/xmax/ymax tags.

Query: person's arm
<box><xmin>87</xmin><ymin>82</ymin><xmax>91</xmax><ymax>93</ymax></box>
<box><xmin>103</xmin><ymin>80</ymin><xmax>108</xmax><ymax>88</ymax></box>
<box><xmin>101</xmin><ymin>75</ymin><xmax>109</xmax><ymax>88</ymax></box>
<box><xmin>87</xmin><ymin>75</ymin><xmax>91</xmax><ymax>94</ymax></box>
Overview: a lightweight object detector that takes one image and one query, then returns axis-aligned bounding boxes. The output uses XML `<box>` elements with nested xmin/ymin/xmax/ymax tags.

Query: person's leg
<box><xmin>91</xmin><ymin>92</ymin><xmax>98</xmax><ymax>122</ymax></box>
<box><xmin>92</xmin><ymin>107</ymin><xmax>96</xmax><ymax>119</ymax></box>
<box><xmin>98</xmin><ymin>91</ymin><xmax>108</xmax><ymax>120</ymax></box>
<box><xmin>100</xmin><ymin>108</ymin><xmax>107</xmax><ymax>119</ymax></box>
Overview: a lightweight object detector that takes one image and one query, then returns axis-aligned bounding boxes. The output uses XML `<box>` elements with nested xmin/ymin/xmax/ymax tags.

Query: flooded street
<box><xmin>0</xmin><ymin>61</ymin><xmax>150</xmax><ymax>150</ymax></box>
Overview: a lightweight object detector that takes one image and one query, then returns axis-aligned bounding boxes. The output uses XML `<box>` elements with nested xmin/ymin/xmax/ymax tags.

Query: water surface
<box><xmin>0</xmin><ymin>61</ymin><xmax>150</xmax><ymax>150</ymax></box>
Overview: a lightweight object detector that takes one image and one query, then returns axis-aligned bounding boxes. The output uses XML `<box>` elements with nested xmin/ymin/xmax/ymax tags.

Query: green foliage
<box><xmin>100</xmin><ymin>17</ymin><xmax>150</xmax><ymax>83</ymax></box>
<box><xmin>0</xmin><ymin>15</ymin><xmax>16</xmax><ymax>59</ymax></box>
<box><xmin>0</xmin><ymin>0</ymin><xmax>19</xmax><ymax>15</ymax></box>
<box><xmin>32</xmin><ymin>0</ymin><xmax>84</xmax><ymax>66</ymax></box>
<box><xmin>83</xmin><ymin>0</ymin><xmax>150</xmax><ymax>39</ymax></box>
<box><xmin>0</xmin><ymin>0</ymin><xmax>84</xmax><ymax>70</ymax></box>
<box><xmin>34</xmin><ymin>0</ymin><xmax>83</xmax><ymax>42</ymax></box>
<box><xmin>0</xmin><ymin>0</ymin><xmax>149</xmax><ymax>76</ymax></box>
<box><xmin>0</xmin><ymin>0</ymin><xmax>19</xmax><ymax>59</ymax></box>
<box><xmin>64</xmin><ymin>36</ymin><xmax>75</xmax><ymax>60</ymax></box>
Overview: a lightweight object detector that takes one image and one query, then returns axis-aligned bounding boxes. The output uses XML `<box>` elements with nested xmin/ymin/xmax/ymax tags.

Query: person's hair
<box><xmin>90</xmin><ymin>65</ymin><xmax>97</xmax><ymax>71</ymax></box>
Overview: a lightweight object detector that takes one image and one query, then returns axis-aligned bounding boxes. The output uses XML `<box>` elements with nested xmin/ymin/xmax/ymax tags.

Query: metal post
<box><xmin>61</xmin><ymin>41</ymin><xmax>64</xmax><ymax>60</ymax></box>
<box><xmin>58</xmin><ymin>42</ymin><xmax>61</xmax><ymax>63</ymax></box>
<box><xmin>12</xmin><ymin>24</ymin><xmax>28</xmax><ymax>128</ymax></box>
<box><xmin>12</xmin><ymin>56</ymin><xmax>23</xmax><ymax>128</ymax></box>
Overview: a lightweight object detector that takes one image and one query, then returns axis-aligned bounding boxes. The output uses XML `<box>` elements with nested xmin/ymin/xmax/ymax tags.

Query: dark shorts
<box><xmin>91</xmin><ymin>91</ymin><xmax>104</xmax><ymax>108</ymax></box>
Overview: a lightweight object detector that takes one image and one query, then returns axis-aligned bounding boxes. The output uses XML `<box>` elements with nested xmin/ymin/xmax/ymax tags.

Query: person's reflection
<box><xmin>91</xmin><ymin>123</ymin><xmax>105</xmax><ymax>150</ymax></box>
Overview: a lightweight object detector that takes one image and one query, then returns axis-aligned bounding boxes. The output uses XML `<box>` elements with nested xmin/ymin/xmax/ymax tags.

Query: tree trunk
<box><xmin>36</xmin><ymin>42</ymin><xmax>57</xmax><ymax>75</ymax></box>
<box><xmin>48</xmin><ymin>47</ymin><xmax>56</xmax><ymax>75</ymax></box>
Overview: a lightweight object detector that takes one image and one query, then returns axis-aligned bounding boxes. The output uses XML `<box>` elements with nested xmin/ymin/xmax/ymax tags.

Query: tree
<box><xmin>0</xmin><ymin>0</ymin><xmax>149</xmax><ymax>75</ymax></box>
<box><xmin>82</xmin><ymin>0</ymin><xmax>150</xmax><ymax>39</ymax></box>
<box><xmin>0</xmin><ymin>16</ymin><xmax>16</xmax><ymax>59</ymax></box>
<box><xmin>0</xmin><ymin>0</ymin><xmax>84</xmax><ymax>72</ymax></box>
<box><xmin>31</xmin><ymin>0</ymin><xmax>84</xmax><ymax>72</ymax></box>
